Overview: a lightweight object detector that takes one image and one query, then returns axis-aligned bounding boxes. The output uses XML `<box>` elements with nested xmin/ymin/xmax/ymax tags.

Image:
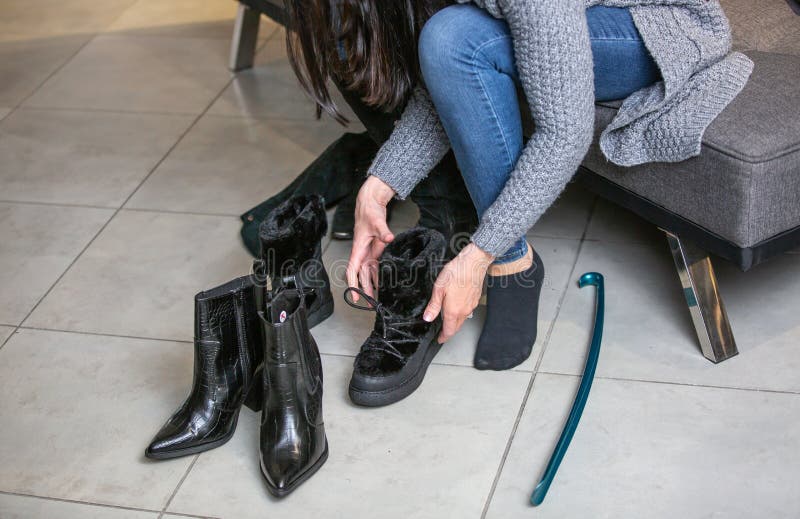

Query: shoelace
<box><xmin>343</xmin><ymin>287</ymin><xmax>426</xmax><ymax>363</ymax></box>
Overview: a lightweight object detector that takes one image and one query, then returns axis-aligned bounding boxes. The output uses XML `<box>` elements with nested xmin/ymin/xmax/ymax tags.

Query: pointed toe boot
<box><xmin>146</xmin><ymin>276</ymin><xmax>263</xmax><ymax>460</ymax></box>
<box><xmin>254</xmin><ymin>194</ymin><xmax>334</xmax><ymax>328</ymax></box>
<box><xmin>345</xmin><ymin>227</ymin><xmax>447</xmax><ymax>407</ymax></box>
<box><xmin>258</xmin><ymin>287</ymin><xmax>328</xmax><ymax>498</ymax></box>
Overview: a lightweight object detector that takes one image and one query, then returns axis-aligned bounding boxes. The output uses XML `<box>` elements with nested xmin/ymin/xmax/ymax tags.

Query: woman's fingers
<box><xmin>373</xmin><ymin>215</ymin><xmax>394</xmax><ymax>244</ymax></box>
<box><xmin>358</xmin><ymin>262</ymin><xmax>376</xmax><ymax>299</ymax></box>
<box><xmin>438</xmin><ymin>311</ymin><xmax>469</xmax><ymax>344</ymax></box>
<box><xmin>423</xmin><ymin>284</ymin><xmax>444</xmax><ymax>323</ymax></box>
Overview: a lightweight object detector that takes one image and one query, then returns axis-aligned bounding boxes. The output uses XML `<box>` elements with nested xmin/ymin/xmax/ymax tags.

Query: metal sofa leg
<box><xmin>663</xmin><ymin>229</ymin><xmax>739</xmax><ymax>363</ymax></box>
<box><xmin>229</xmin><ymin>4</ymin><xmax>261</xmax><ymax>71</ymax></box>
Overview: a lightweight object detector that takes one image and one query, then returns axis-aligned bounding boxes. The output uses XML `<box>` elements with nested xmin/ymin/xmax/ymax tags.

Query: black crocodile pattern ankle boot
<box><xmin>346</xmin><ymin>228</ymin><xmax>447</xmax><ymax>407</ymax></box>
<box><xmin>255</xmin><ymin>194</ymin><xmax>333</xmax><ymax>328</ymax></box>
<box><xmin>146</xmin><ymin>276</ymin><xmax>264</xmax><ymax>460</ymax></box>
<box><xmin>258</xmin><ymin>286</ymin><xmax>328</xmax><ymax>497</ymax></box>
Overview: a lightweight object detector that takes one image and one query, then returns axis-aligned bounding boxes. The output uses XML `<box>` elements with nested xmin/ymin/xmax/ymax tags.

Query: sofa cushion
<box><xmin>722</xmin><ymin>0</ymin><xmax>800</xmax><ymax>56</ymax></box>
<box><xmin>580</xmin><ymin>51</ymin><xmax>800</xmax><ymax>249</ymax></box>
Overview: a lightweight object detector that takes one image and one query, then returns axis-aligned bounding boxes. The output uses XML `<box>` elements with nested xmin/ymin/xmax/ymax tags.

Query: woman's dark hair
<box><xmin>283</xmin><ymin>0</ymin><xmax>443</xmax><ymax>123</ymax></box>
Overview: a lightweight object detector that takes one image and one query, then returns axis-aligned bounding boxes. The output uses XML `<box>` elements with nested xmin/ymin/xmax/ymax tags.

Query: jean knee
<box><xmin>419</xmin><ymin>5</ymin><xmax>505</xmax><ymax>81</ymax></box>
<box><xmin>419</xmin><ymin>6</ymin><xmax>464</xmax><ymax>79</ymax></box>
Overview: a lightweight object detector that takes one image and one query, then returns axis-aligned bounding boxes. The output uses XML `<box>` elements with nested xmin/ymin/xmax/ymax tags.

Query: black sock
<box><xmin>474</xmin><ymin>250</ymin><xmax>545</xmax><ymax>371</ymax></box>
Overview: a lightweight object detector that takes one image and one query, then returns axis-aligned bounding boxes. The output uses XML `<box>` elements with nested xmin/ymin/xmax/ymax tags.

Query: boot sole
<box><xmin>348</xmin><ymin>339</ymin><xmax>443</xmax><ymax>407</ymax></box>
<box><xmin>262</xmin><ymin>441</ymin><xmax>329</xmax><ymax>498</ymax></box>
<box><xmin>145</xmin><ymin>376</ymin><xmax>263</xmax><ymax>460</ymax></box>
<box><xmin>144</xmin><ymin>410</ymin><xmax>242</xmax><ymax>460</ymax></box>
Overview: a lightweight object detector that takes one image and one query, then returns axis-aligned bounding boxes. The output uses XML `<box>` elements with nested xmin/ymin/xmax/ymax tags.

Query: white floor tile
<box><xmin>0</xmin><ymin>326</ymin><xmax>14</xmax><ymax>345</ymax></box>
<box><xmin>527</xmin><ymin>183</ymin><xmax>595</xmax><ymax>240</ymax></box>
<box><xmin>486</xmin><ymin>373</ymin><xmax>800</xmax><ymax>518</ymax></box>
<box><xmin>127</xmin><ymin>115</ymin><xmax>349</xmax><ymax>215</ymax></box>
<box><xmin>25</xmin><ymin>35</ymin><xmax>233</xmax><ymax>114</ymax></box>
<box><xmin>542</xmin><ymin>240</ymin><xmax>800</xmax><ymax>393</ymax></box>
<box><xmin>0</xmin><ymin>494</ymin><xmax>157</xmax><ymax>519</ymax></box>
<box><xmin>0</xmin><ymin>203</ymin><xmax>112</xmax><ymax>325</ymax></box>
<box><xmin>0</xmin><ymin>0</ymin><xmax>135</xmax><ymax>42</ymax></box>
<box><xmin>207</xmin><ymin>30</ymin><xmax>359</xmax><ymax>124</ymax></box>
<box><xmin>0</xmin><ymin>36</ymin><xmax>91</xmax><ymax>106</ymax></box>
<box><xmin>25</xmin><ymin>210</ymin><xmax>252</xmax><ymax>341</ymax></box>
<box><xmin>0</xmin><ymin>329</ymin><xmax>195</xmax><ymax>510</ymax></box>
<box><xmin>168</xmin><ymin>354</ymin><xmax>530</xmax><ymax>519</ymax></box>
<box><xmin>585</xmin><ymin>197</ymin><xmax>663</xmax><ymax>245</ymax></box>
<box><xmin>0</xmin><ymin>109</ymin><xmax>192</xmax><ymax>206</ymax></box>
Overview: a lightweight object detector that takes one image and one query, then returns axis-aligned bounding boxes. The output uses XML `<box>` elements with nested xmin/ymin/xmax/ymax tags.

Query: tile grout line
<box><xmin>528</xmin><ymin>370</ymin><xmax>800</xmax><ymax>397</ymax></box>
<box><xmin>479</xmin><ymin>196</ymin><xmax>597</xmax><ymax>519</ymax></box>
<box><xmin>0</xmin><ymin>489</ymin><xmax>162</xmax><ymax>515</ymax></box>
<box><xmin>10</xmin><ymin>34</ymin><xmax>96</xmax><ymax>114</ymax></box>
<box><xmin>4</xmin><ymin>56</ymin><xmax>242</xmax><ymax>351</ymax></box>
<box><xmin>13</xmin><ymin>324</ymin><xmax>534</xmax><ymax>372</ymax></box>
<box><xmin>554</xmin><ymin>371</ymin><xmax>800</xmax><ymax>396</ymax></box>
<box><xmin>16</xmin><ymin>324</ymin><xmax>800</xmax><ymax>396</ymax></box>
<box><xmin>159</xmin><ymin>455</ymin><xmax>201</xmax><ymax>518</ymax></box>
<box><xmin>15</xmin><ymin>325</ymin><xmax>194</xmax><ymax>345</ymax></box>
<box><xmin>0</xmin><ymin>199</ymin><xmax>117</xmax><ymax>211</ymax></box>
<box><xmin>0</xmin><ymin>199</ymin><xmax>241</xmax><ymax>218</ymax></box>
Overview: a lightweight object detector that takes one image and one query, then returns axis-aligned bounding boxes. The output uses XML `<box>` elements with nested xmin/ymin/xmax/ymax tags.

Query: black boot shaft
<box><xmin>377</xmin><ymin>227</ymin><xmax>447</xmax><ymax>318</ymax></box>
<box><xmin>193</xmin><ymin>277</ymin><xmax>263</xmax><ymax>400</ymax></box>
<box><xmin>255</xmin><ymin>194</ymin><xmax>333</xmax><ymax>327</ymax></box>
<box><xmin>145</xmin><ymin>276</ymin><xmax>264</xmax><ymax>460</ymax></box>
<box><xmin>258</xmin><ymin>289</ymin><xmax>327</xmax><ymax>497</ymax></box>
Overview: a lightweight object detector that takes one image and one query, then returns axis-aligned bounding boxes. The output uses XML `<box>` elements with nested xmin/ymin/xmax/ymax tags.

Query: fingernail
<box><xmin>423</xmin><ymin>313</ymin><xmax>433</xmax><ymax>322</ymax></box>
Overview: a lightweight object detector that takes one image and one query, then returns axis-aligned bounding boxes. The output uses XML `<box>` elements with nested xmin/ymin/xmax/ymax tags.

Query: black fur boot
<box><xmin>258</xmin><ymin>285</ymin><xmax>328</xmax><ymax>497</ymax></box>
<box><xmin>145</xmin><ymin>276</ymin><xmax>263</xmax><ymax>459</ymax></box>
<box><xmin>345</xmin><ymin>227</ymin><xmax>446</xmax><ymax>407</ymax></box>
<box><xmin>254</xmin><ymin>194</ymin><xmax>333</xmax><ymax>328</ymax></box>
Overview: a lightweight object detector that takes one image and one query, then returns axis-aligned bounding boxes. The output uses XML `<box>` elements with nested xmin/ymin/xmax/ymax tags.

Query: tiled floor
<box><xmin>1</xmin><ymin>2</ymin><xmax>798</xmax><ymax>518</ymax></box>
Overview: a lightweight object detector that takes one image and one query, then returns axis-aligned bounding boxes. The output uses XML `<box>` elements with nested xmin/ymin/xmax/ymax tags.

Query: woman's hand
<box><xmin>423</xmin><ymin>243</ymin><xmax>494</xmax><ymax>343</ymax></box>
<box><xmin>346</xmin><ymin>175</ymin><xmax>396</xmax><ymax>301</ymax></box>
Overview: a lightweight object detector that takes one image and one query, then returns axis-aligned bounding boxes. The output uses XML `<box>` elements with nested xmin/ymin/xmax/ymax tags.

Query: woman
<box><xmin>286</xmin><ymin>0</ymin><xmax>752</xmax><ymax>370</ymax></box>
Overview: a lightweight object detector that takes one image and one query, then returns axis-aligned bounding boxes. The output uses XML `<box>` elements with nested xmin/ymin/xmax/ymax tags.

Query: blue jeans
<box><xmin>419</xmin><ymin>5</ymin><xmax>661</xmax><ymax>264</ymax></box>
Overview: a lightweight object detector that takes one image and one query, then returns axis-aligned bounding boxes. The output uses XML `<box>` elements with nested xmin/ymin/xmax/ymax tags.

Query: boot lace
<box><xmin>344</xmin><ymin>287</ymin><xmax>426</xmax><ymax>363</ymax></box>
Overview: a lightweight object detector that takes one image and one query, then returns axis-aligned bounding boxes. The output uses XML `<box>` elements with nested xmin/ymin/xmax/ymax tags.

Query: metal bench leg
<box><xmin>663</xmin><ymin>229</ymin><xmax>738</xmax><ymax>363</ymax></box>
<box><xmin>229</xmin><ymin>4</ymin><xmax>261</xmax><ymax>71</ymax></box>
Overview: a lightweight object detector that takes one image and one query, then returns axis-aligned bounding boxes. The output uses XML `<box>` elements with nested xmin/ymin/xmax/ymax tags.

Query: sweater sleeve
<box><xmin>367</xmin><ymin>86</ymin><xmax>451</xmax><ymax>199</ymax></box>
<box><xmin>468</xmin><ymin>0</ymin><xmax>596</xmax><ymax>257</ymax></box>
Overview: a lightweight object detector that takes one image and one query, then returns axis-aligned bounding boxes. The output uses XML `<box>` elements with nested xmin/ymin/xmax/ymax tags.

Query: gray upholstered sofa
<box><xmin>228</xmin><ymin>0</ymin><xmax>800</xmax><ymax>364</ymax></box>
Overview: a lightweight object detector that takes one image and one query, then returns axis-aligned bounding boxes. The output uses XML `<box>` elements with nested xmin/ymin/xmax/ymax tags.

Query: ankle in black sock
<box><xmin>474</xmin><ymin>251</ymin><xmax>545</xmax><ymax>371</ymax></box>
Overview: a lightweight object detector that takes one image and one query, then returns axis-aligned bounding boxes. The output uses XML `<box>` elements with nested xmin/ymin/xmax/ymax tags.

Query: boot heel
<box><xmin>243</xmin><ymin>374</ymin><xmax>264</xmax><ymax>412</ymax></box>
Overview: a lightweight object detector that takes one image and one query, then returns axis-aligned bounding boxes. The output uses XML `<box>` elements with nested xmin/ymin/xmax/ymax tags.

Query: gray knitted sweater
<box><xmin>368</xmin><ymin>0</ymin><xmax>754</xmax><ymax>257</ymax></box>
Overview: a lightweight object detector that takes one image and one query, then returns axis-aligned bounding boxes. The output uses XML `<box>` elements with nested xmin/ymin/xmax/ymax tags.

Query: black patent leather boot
<box><xmin>255</xmin><ymin>194</ymin><xmax>333</xmax><ymax>328</ymax></box>
<box><xmin>145</xmin><ymin>276</ymin><xmax>264</xmax><ymax>460</ymax></box>
<box><xmin>345</xmin><ymin>228</ymin><xmax>447</xmax><ymax>407</ymax></box>
<box><xmin>258</xmin><ymin>287</ymin><xmax>328</xmax><ymax>497</ymax></box>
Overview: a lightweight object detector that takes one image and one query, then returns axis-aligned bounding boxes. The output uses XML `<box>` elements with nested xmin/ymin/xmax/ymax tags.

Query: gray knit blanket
<box><xmin>368</xmin><ymin>0</ymin><xmax>754</xmax><ymax>257</ymax></box>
